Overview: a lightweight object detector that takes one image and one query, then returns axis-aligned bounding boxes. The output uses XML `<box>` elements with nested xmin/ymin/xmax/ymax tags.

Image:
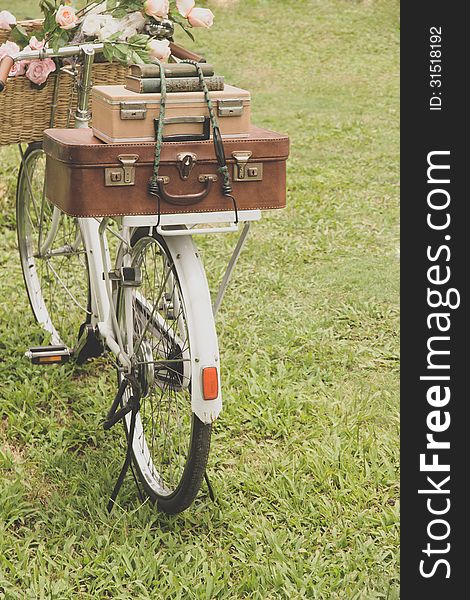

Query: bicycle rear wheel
<box><xmin>116</xmin><ymin>229</ymin><xmax>212</xmax><ymax>514</ymax></box>
<box><xmin>16</xmin><ymin>142</ymin><xmax>90</xmax><ymax>348</ymax></box>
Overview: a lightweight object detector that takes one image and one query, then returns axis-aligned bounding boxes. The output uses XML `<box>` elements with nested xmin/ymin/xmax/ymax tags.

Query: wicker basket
<box><xmin>0</xmin><ymin>20</ymin><xmax>127</xmax><ymax>146</ymax></box>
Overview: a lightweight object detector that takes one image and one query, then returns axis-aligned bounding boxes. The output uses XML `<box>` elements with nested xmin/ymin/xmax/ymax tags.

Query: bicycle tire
<box><xmin>16</xmin><ymin>142</ymin><xmax>90</xmax><ymax>348</ymax></box>
<box><xmin>116</xmin><ymin>228</ymin><xmax>212</xmax><ymax>514</ymax></box>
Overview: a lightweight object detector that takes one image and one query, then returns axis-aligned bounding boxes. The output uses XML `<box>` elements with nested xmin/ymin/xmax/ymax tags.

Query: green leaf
<box><xmin>170</xmin><ymin>10</ymin><xmax>195</xmax><ymax>42</ymax></box>
<box><xmin>50</xmin><ymin>29</ymin><xmax>70</xmax><ymax>53</ymax></box>
<box><xmin>10</xmin><ymin>24</ymin><xmax>30</xmax><ymax>48</ymax></box>
<box><xmin>107</xmin><ymin>0</ymin><xmax>118</xmax><ymax>9</ymax></box>
<box><xmin>182</xmin><ymin>26</ymin><xmax>195</xmax><ymax>42</ymax></box>
<box><xmin>39</xmin><ymin>0</ymin><xmax>56</xmax><ymax>15</ymax></box>
<box><xmin>169</xmin><ymin>11</ymin><xmax>186</xmax><ymax>25</ymax></box>
<box><xmin>127</xmin><ymin>34</ymin><xmax>149</xmax><ymax>47</ymax></box>
<box><xmin>50</xmin><ymin>33</ymin><xmax>61</xmax><ymax>54</ymax></box>
<box><xmin>106</xmin><ymin>30</ymin><xmax>124</xmax><ymax>42</ymax></box>
<box><xmin>33</xmin><ymin>30</ymin><xmax>46</xmax><ymax>42</ymax></box>
<box><xmin>124</xmin><ymin>0</ymin><xmax>145</xmax><ymax>11</ymax></box>
<box><xmin>112</xmin><ymin>43</ymin><xmax>130</xmax><ymax>63</ymax></box>
<box><xmin>103</xmin><ymin>42</ymin><xmax>115</xmax><ymax>63</ymax></box>
<box><xmin>43</xmin><ymin>10</ymin><xmax>57</xmax><ymax>35</ymax></box>
<box><xmin>111</xmin><ymin>7</ymin><xmax>128</xmax><ymax>18</ymax></box>
<box><xmin>176</xmin><ymin>21</ymin><xmax>195</xmax><ymax>42</ymax></box>
<box><xmin>130</xmin><ymin>50</ymin><xmax>144</xmax><ymax>65</ymax></box>
<box><xmin>135</xmin><ymin>47</ymin><xmax>152</xmax><ymax>64</ymax></box>
<box><xmin>115</xmin><ymin>43</ymin><xmax>130</xmax><ymax>53</ymax></box>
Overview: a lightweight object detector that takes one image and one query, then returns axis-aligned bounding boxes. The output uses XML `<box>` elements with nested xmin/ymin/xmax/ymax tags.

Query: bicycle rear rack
<box><xmin>122</xmin><ymin>210</ymin><xmax>259</xmax><ymax>319</ymax></box>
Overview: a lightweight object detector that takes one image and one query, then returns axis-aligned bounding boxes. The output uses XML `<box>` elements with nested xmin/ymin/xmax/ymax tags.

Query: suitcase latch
<box><xmin>105</xmin><ymin>155</ymin><xmax>139</xmax><ymax>187</ymax></box>
<box><xmin>177</xmin><ymin>152</ymin><xmax>197</xmax><ymax>180</ymax></box>
<box><xmin>232</xmin><ymin>151</ymin><xmax>263</xmax><ymax>181</ymax></box>
<box><xmin>218</xmin><ymin>99</ymin><xmax>244</xmax><ymax>117</ymax></box>
<box><xmin>120</xmin><ymin>102</ymin><xmax>147</xmax><ymax>120</ymax></box>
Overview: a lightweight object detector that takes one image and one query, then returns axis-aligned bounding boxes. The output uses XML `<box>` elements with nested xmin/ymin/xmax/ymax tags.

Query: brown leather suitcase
<box><xmin>43</xmin><ymin>126</ymin><xmax>289</xmax><ymax>218</ymax></box>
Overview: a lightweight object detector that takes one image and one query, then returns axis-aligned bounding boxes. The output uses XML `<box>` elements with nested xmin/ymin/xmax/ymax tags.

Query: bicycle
<box><xmin>0</xmin><ymin>43</ymin><xmax>259</xmax><ymax>514</ymax></box>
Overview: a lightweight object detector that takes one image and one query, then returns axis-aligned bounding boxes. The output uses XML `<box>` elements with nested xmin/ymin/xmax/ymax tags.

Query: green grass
<box><xmin>0</xmin><ymin>1</ymin><xmax>399</xmax><ymax>598</ymax></box>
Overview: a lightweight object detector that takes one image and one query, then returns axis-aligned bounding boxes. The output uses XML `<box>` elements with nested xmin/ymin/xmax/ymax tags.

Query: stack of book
<box><xmin>125</xmin><ymin>63</ymin><xmax>224</xmax><ymax>94</ymax></box>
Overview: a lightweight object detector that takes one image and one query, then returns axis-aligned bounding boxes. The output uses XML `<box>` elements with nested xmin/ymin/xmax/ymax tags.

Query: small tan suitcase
<box><xmin>91</xmin><ymin>84</ymin><xmax>251</xmax><ymax>144</ymax></box>
<box><xmin>43</xmin><ymin>126</ymin><xmax>289</xmax><ymax>218</ymax></box>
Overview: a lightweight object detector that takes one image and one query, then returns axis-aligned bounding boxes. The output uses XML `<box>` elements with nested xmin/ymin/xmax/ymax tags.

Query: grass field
<box><xmin>0</xmin><ymin>1</ymin><xmax>399</xmax><ymax>598</ymax></box>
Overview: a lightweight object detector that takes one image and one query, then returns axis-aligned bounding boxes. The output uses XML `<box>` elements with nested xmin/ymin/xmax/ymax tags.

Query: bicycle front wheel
<box><xmin>116</xmin><ymin>229</ymin><xmax>214</xmax><ymax>514</ymax></box>
<box><xmin>16</xmin><ymin>142</ymin><xmax>90</xmax><ymax>348</ymax></box>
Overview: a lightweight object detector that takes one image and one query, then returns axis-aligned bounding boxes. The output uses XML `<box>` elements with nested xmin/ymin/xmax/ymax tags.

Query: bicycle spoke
<box><xmin>17</xmin><ymin>145</ymin><xmax>90</xmax><ymax>347</ymax></box>
<box><xmin>46</xmin><ymin>260</ymin><xmax>90</xmax><ymax>314</ymax></box>
<box><xmin>132</xmin><ymin>264</ymin><xmax>173</xmax><ymax>360</ymax></box>
<box><xmin>118</xmin><ymin>233</ymin><xmax>200</xmax><ymax>500</ymax></box>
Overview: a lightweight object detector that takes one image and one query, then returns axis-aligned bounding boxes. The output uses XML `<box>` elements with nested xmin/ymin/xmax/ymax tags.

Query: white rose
<box><xmin>97</xmin><ymin>16</ymin><xmax>121</xmax><ymax>41</ymax></box>
<box><xmin>176</xmin><ymin>0</ymin><xmax>195</xmax><ymax>19</ymax></box>
<box><xmin>147</xmin><ymin>38</ymin><xmax>171</xmax><ymax>62</ymax></box>
<box><xmin>123</xmin><ymin>11</ymin><xmax>147</xmax><ymax>31</ymax></box>
<box><xmin>119</xmin><ymin>26</ymin><xmax>137</xmax><ymax>41</ymax></box>
<box><xmin>144</xmin><ymin>0</ymin><xmax>169</xmax><ymax>20</ymax></box>
<box><xmin>0</xmin><ymin>10</ymin><xmax>16</xmax><ymax>30</ymax></box>
<box><xmin>188</xmin><ymin>7</ymin><xmax>215</xmax><ymax>28</ymax></box>
<box><xmin>119</xmin><ymin>11</ymin><xmax>147</xmax><ymax>40</ymax></box>
<box><xmin>81</xmin><ymin>13</ymin><xmax>104</xmax><ymax>38</ymax></box>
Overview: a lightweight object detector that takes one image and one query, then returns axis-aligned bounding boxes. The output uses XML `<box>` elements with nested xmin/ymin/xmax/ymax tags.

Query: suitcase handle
<box><xmin>156</xmin><ymin>174</ymin><xmax>216</xmax><ymax>206</ymax></box>
<box><xmin>161</xmin><ymin>116</ymin><xmax>211</xmax><ymax>142</ymax></box>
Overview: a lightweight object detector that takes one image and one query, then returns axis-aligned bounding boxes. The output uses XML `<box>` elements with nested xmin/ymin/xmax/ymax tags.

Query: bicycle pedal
<box><xmin>25</xmin><ymin>345</ymin><xmax>72</xmax><ymax>365</ymax></box>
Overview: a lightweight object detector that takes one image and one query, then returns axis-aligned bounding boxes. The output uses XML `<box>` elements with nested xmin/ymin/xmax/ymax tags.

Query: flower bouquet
<box><xmin>0</xmin><ymin>1</ymin><xmax>215</xmax><ymax>145</ymax></box>
<box><xmin>0</xmin><ymin>1</ymin><xmax>214</xmax><ymax>86</ymax></box>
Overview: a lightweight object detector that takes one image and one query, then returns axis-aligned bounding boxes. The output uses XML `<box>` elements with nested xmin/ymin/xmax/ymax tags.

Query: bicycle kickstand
<box><xmin>103</xmin><ymin>376</ymin><xmax>141</xmax><ymax>513</ymax></box>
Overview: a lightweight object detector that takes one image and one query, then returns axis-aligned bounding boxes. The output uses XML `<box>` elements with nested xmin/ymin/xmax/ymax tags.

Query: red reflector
<box><xmin>202</xmin><ymin>367</ymin><xmax>218</xmax><ymax>401</ymax></box>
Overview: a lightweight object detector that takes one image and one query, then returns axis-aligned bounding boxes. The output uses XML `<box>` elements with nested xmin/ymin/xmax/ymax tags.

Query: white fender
<box><xmin>165</xmin><ymin>234</ymin><xmax>222</xmax><ymax>424</ymax></box>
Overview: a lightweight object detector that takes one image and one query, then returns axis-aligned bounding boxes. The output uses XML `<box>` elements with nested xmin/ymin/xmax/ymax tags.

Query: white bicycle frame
<box><xmin>76</xmin><ymin>211</ymin><xmax>260</xmax><ymax>424</ymax></box>
<box><xmin>12</xmin><ymin>43</ymin><xmax>260</xmax><ymax>424</ymax></box>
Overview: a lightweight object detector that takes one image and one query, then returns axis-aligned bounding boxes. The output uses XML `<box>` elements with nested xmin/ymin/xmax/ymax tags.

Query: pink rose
<box><xmin>0</xmin><ymin>40</ymin><xmax>29</xmax><ymax>77</ymax></box>
<box><xmin>176</xmin><ymin>0</ymin><xmax>195</xmax><ymax>18</ymax></box>
<box><xmin>17</xmin><ymin>60</ymin><xmax>28</xmax><ymax>76</ymax></box>
<box><xmin>0</xmin><ymin>10</ymin><xmax>16</xmax><ymax>30</ymax></box>
<box><xmin>26</xmin><ymin>59</ymin><xmax>56</xmax><ymax>85</ymax></box>
<box><xmin>27</xmin><ymin>36</ymin><xmax>46</xmax><ymax>51</ymax></box>
<box><xmin>55</xmin><ymin>5</ymin><xmax>78</xmax><ymax>30</ymax></box>
<box><xmin>144</xmin><ymin>0</ymin><xmax>169</xmax><ymax>19</ymax></box>
<box><xmin>188</xmin><ymin>7</ymin><xmax>214</xmax><ymax>28</ymax></box>
<box><xmin>9</xmin><ymin>60</ymin><xmax>28</xmax><ymax>77</ymax></box>
<box><xmin>0</xmin><ymin>40</ymin><xmax>19</xmax><ymax>60</ymax></box>
<box><xmin>147</xmin><ymin>38</ymin><xmax>171</xmax><ymax>62</ymax></box>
